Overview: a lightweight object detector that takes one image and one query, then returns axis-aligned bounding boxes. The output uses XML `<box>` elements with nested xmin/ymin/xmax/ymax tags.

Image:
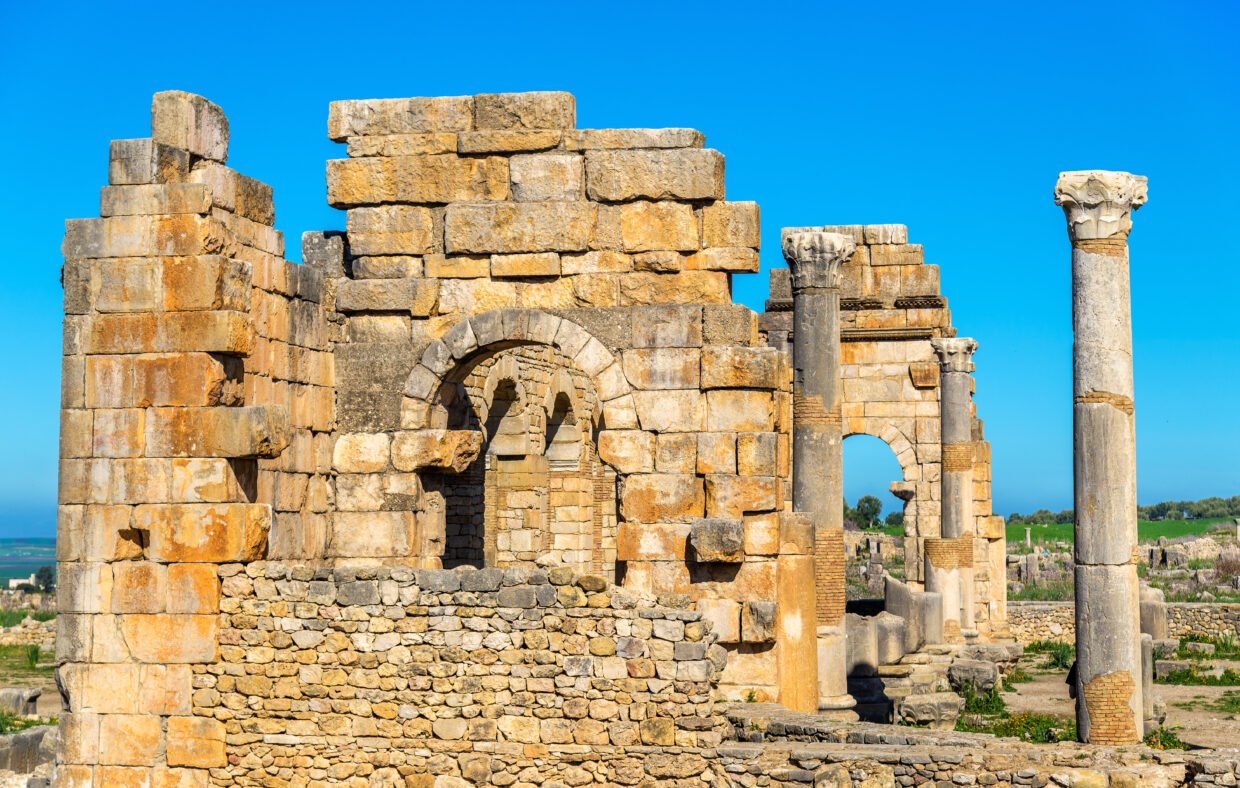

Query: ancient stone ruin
<box><xmin>54</xmin><ymin>91</ymin><xmax>1239</xmax><ymax>786</ymax></box>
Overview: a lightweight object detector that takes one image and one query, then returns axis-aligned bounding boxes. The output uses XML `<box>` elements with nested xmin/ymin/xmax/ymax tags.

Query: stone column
<box><xmin>782</xmin><ymin>230</ymin><xmax>856</xmax><ymax>718</ymax></box>
<box><xmin>927</xmin><ymin>338</ymin><xmax>978</xmax><ymax>640</ymax></box>
<box><xmin>1055</xmin><ymin>169</ymin><xmax>1148</xmax><ymax>745</ymax></box>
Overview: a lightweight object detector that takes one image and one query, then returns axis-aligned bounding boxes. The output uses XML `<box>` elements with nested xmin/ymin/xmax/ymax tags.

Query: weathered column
<box><xmin>782</xmin><ymin>230</ymin><xmax>856</xmax><ymax>718</ymax></box>
<box><xmin>927</xmin><ymin>338</ymin><xmax>978</xmax><ymax>640</ymax></box>
<box><xmin>1055</xmin><ymin>169</ymin><xmax>1148</xmax><ymax>744</ymax></box>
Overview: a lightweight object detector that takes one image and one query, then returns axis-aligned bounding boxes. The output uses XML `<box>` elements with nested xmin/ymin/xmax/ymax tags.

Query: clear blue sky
<box><xmin>2</xmin><ymin>1</ymin><xmax>1236</xmax><ymax>537</ymax></box>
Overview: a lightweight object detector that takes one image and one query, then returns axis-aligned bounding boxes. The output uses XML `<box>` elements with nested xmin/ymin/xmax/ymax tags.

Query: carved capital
<box><xmin>781</xmin><ymin>231</ymin><xmax>855</xmax><ymax>291</ymax></box>
<box><xmin>1054</xmin><ymin>170</ymin><xmax>1148</xmax><ymax>241</ymax></box>
<box><xmin>931</xmin><ymin>337</ymin><xmax>978</xmax><ymax>373</ymax></box>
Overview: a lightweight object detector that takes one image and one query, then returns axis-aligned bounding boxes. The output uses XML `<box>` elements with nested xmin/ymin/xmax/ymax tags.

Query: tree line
<box><xmin>1007</xmin><ymin>496</ymin><xmax>1240</xmax><ymax>526</ymax></box>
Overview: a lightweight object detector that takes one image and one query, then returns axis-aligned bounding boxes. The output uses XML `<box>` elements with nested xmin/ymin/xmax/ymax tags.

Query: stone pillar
<box><xmin>1025</xmin><ymin>527</ymin><xmax>1032</xmax><ymax>548</ymax></box>
<box><xmin>782</xmin><ymin>230</ymin><xmax>856</xmax><ymax>718</ymax></box>
<box><xmin>776</xmin><ymin>512</ymin><xmax>820</xmax><ymax>713</ymax></box>
<box><xmin>927</xmin><ymin>338</ymin><xmax>978</xmax><ymax>640</ymax></box>
<box><xmin>1055</xmin><ymin>169</ymin><xmax>1148</xmax><ymax>745</ymax></box>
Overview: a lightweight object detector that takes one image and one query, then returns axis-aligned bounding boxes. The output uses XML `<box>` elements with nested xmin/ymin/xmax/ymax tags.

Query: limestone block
<box><xmin>152</xmin><ymin>91</ymin><xmax>228</xmax><ymax>162</ymax></box>
<box><xmin>684</xmin><ymin>247</ymin><xmax>759</xmax><ymax>273</ymax></box>
<box><xmin>742</xmin><ymin>601</ymin><xmax>777</xmax><ymax>643</ymax></box>
<box><xmin>491</xmin><ymin>252</ymin><xmax>560</xmax><ymax>277</ymax></box>
<box><xmin>895</xmin><ymin>691</ymin><xmax>963</xmax><ymax>730</ymax></box>
<box><xmin>619</xmin><ymin>271</ymin><xmax>729</xmax><ymax>306</ymax></box>
<box><xmin>874</xmin><ymin>611</ymin><xmax>907</xmax><ymax>665</ymax></box>
<box><xmin>160</xmin><ymin>255</ymin><xmax>250</xmax><ymax>312</ymax></box>
<box><xmin>100</xmin><ymin>183</ymin><xmax>211</xmax><ymax>217</ymax></box>
<box><xmin>696</xmin><ymin>432</ymin><xmax>736</xmax><ymax>474</ymax></box>
<box><xmin>703</xmin><ymin>304</ymin><xmax>759</xmax><ymax>345</ymax></box>
<box><xmin>689</xmin><ymin>518</ymin><xmax>744</xmax><ymax>563</ymax></box>
<box><xmin>701</xmin><ymin>346</ymin><xmax>779</xmax><ymax>389</ymax></box>
<box><xmin>706</xmin><ymin>390</ymin><xmax>773</xmax><ymax>431</ymax></box>
<box><xmin>109</xmin><ymin>138</ymin><xmax>191</xmax><ymax>185</ymax></box>
<box><xmin>91</xmin><ymin>408</ymin><xmax>145</xmax><ymax>458</ymax></box>
<box><xmin>705</xmin><ymin>475</ymin><xmax>779</xmax><ymax>518</ymax></box>
<box><xmin>326</xmin><ymin>511</ymin><xmax>420</xmax><ymax>558</ymax></box>
<box><xmin>869</xmin><ymin>244</ymin><xmax>924</xmax><ymax>266</ymax></box>
<box><xmin>336</xmin><ymin>278</ymin><xmax>438</xmax><ymax>316</ymax></box>
<box><xmin>619</xmin><ymin>473</ymin><xmax>704</xmax><ymax>522</ymax></box>
<box><xmin>632</xmin><ymin>390</ymin><xmax>704</xmax><ymax>432</ymax></box>
<box><xmin>333</xmin><ymin>432</ymin><xmax>390</xmax><ymax>473</ymax></box>
<box><xmin>98</xmin><ymin>713</ymin><xmax>163</xmax><ymax>765</ymax></box>
<box><xmin>458</xmin><ymin>129</ymin><xmax>561</xmax><ymax>153</ymax></box>
<box><xmin>445</xmin><ymin>202</ymin><xmax>593</xmax><ymax>253</ymax></box>
<box><xmin>425</xmin><ymin>254</ymin><xmax>490</xmax><ymax>279</ymax></box>
<box><xmin>608</xmin><ymin>201</ymin><xmax>698</xmax><ymax>252</ymax></box>
<box><xmin>630</xmin><ymin>305</ymin><xmax>702</xmax><ymax>348</ymax></box>
<box><xmin>702</xmin><ymin>201</ymin><xmax>760</xmax><ymax>248</ymax></box>
<box><xmin>139</xmin><ymin>502</ymin><xmax>270</xmax><ymax>563</ymax></box>
<box><xmin>167</xmin><ymin>563</ymin><xmax>220</xmax><ymax>614</ymax></box>
<box><xmin>473</xmin><ymin>92</ymin><xmax>575</xmax><ymax>130</ymax></box>
<box><xmin>326</xmin><ymin>155</ymin><xmax>509</xmax><ymax>206</ymax></box>
<box><xmin>698</xmin><ymin>598</ymin><xmax>740</xmax><ymax>643</ymax></box>
<box><xmin>948</xmin><ymin>658</ymin><xmax>1000</xmax><ymax>692</ymax></box>
<box><xmin>633</xmin><ymin>251</ymin><xmax>683</xmax><ymax>273</ymax></box>
<box><xmin>346</xmin><ymin>132</ymin><xmax>459</xmax><ymax>157</ymax></box>
<box><xmin>346</xmin><ymin>205</ymin><xmax>435</xmax><ymax>255</ymax></box>
<box><xmin>328</xmin><ymin>96</ymin><xmax>474</xmax><ymax>139</ymax></box>
<box><xmin>391</xmin><ymin>429</ymin><xmax>482</xmax><ymax>472</ymax></box>
<box><xmin>737</xmin><ymin>432</ymin><xmax>777</xmax><ymax>477</ymax></box>
<box><xmin>615</xmin><ymin>522</ymin><xmax>688</xmax><ymax>561</ymax></box>
<box><xmin>58</xmin><ymin>563</ymin><xmax>112</xmax><ymax>613</ymax></box>
<box><xmin>120</xmin><ymin>614</ymin><xmax>219</xmax><ymax>663</ymax></box>
<box><xmin>144</xmin><ymin>405</ymin><xmax>291</xmax><ymax>459</ymax></box>
<box><xmin>63</xmin><ymin>215</ymin><xmax>231</xmax><ymax>260</ymax></box>
<box><xmin>86</xmin><ymin>353</ymin><xmax>233</xmax><ymax>409</ymax></box>
<box><xmin>561</xmin><ymin>250</ymin><xmax>632</xmax><ymax>274</ymax></box>
<box><xmin>188</xmin><ymin>162</ymin><xmax>275</xmax><ymax>224</ymax></box>
<box><xmin>111</xmin><ymin>561</ymin><xmax>167</xmax><ymax>613</ymax></box>
<box><xmin>597</xmin><ymin>430</ymin><xmax>655</xmax><ymax>473</ymax></box>
<box><xmin>85</xmin><ymin>311</ymin><xmax>252</xmax><ymax>355</ymax></box>
<box><xmin>351</xmin><ymin>256</ymin><xmax>422</xmax><ymax>279</ymax></box>
<box><xmin>864</xmin><ymin>224</ymin><xmax>909</xmax><ymax>245</ymax></box>
<box><xmin>621</xmin><ymin>348</ymin><xmax>700</xmax><ymax>390</ymax></box>
<box><xmin>166</xmin><ymin>716</ymin><xmax>226</xmax><ymax>767</ymax></box>
<box><xmin>509</xmin><ymin>153</ymin><xmax>584</xmax><ymax>202</ymax></box>
<box><xmin>743</xmin><ymin>513</ymin><xmax>780</xmax><ymax>556</ymax></box>
<box><xmin>585</xmin><ymin>149</ymin><xmax>724</xmax><ymax>201</ymax></box>
<box><xmin>562</xmin><ymin>128</ymin><xmax>704</xmax><ymax>150</ymax></box>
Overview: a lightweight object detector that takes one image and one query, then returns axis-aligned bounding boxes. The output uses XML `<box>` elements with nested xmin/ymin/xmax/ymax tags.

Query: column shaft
<box><xmin>1057</xmin><ymin>169</ymin><xmax>1147</xmax><ymax>745</ymax></box>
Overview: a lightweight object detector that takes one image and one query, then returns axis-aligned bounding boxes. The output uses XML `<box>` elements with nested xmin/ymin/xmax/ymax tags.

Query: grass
<box><xmin>1144</xmin><ymin>726</ymin><xmax>1187</xmax><ymax>750</ymax></box>
<box><xmin>1157</xmin><ymin>666</ymin><xmax>1240</xmax><ymax>686</ymax></box>
<box><xmin>0</xmin><ymin>710</ymin><xmax>54</xmax><ymax>735</ymax></box>
<box><xmin>1174</xmin><ymin>690</ymin><xmax>1240</xmax><ymax>714</ymax></box>
<box><xmin>1003</xmin><ymin>666</ymin><xmax>1034</xmax><ymax>690</ymax></box>
<box><xmin>1177</xmin><ymin>634</ymin><xmax>1240</xmax><ymax>661</ymax></box>
<box><xmin>0</xmin><ymin>610</ymin><xmax>55</xmax><ymax>628</ymax></box>
<box><xmin>956</xmin><ymin>711</ymin><xmax>1077</xmax><ymax>743</ymax></box>
<box><xmin>1007</xmin><ymin>517</ymin><xmax>1231</xmax><ymax>546</ymax></box>
<box><xmin>960</xmin><ymin>681</ymin><xmax>1006</xmax><ymax>715</ymax></box>
<box><xmin>0</xmin><ymin>645</ymin><xmax>53</xmax><ymax>679</ymax></box>
<box><xmin>1008</xmin><ymin>580</ymin><xmax>1074</xmax><ymax>602</ymax></box>
<box><xmin>1026</xmin><ymin>640</ymin><xmax>1075</xmax><ymax>670</ymax></box>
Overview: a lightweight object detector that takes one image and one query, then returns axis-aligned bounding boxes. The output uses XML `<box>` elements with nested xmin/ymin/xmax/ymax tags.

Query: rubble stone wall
<box><xmin>200</xmin><ymin>561</ymin><xmax>726</xmax><ymax>785</ymax></box>
<box><xmin>1009</xmin><ymin>601</ymin><xmax>1240</xmax><ymax>643</ymax></box>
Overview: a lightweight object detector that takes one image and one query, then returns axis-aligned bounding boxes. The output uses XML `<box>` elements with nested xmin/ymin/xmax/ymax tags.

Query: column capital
<box><xmin>931</xmin><ymin>337</ymin><xmax>978</xmax><ymax>373</ymax></box>
<box><xmin>781</xmin><ymin>231</ymin><xmax>856</xmax><ymax>291</ymax></box>
<box><xmin>1054</xmin><ymin>170</ymin><xmax>1148</xmax><ymax>241</ymax></box>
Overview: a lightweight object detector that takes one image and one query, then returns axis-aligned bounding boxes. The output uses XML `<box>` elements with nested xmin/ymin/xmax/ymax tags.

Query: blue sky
<box><xmin>1</xmin><ymin>1</ymin><xmax>1236</xmax><ymax>537</ymax></box>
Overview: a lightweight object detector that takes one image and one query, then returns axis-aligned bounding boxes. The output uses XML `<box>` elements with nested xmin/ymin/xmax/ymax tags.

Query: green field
<box><xmin>1007</xmin><ymin>518</ymin><xmax>1232</xmax><ymax>546</ymax></box>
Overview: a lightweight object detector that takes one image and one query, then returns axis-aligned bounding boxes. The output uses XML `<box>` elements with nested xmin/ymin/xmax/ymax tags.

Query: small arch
<box><xmin>545</xmin><ymin>392</ymin><xmax>583</xmax><ymax>470</ymax></box>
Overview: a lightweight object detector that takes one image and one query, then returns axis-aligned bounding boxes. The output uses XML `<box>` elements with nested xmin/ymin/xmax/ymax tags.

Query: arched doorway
<box><xmin>843</xmin><ymin>433</ymin><xmax>906</xmax><ymax>600</ymax></box>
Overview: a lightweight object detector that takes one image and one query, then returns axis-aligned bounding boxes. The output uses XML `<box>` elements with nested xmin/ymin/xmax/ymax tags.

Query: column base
<box><xmin>817</xmin><ymin>694</ymin><xmax>859</xmax><ymax>720</ymax></box>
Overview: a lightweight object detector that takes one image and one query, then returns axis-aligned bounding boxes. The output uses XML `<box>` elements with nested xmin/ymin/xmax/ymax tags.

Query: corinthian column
<box><xmin>782</xmin><ymin>230</ymin><xmax>856</xmax><ymax>718</ymax></box>
<box><xmin>927</xmin><ymin>337</ymin><xmax>978</xmax><ymax>640</ymax></box>
<box><xmin>1055</xmin><ymin>169</ymin><xmax>1148</xmax><ymax>745</ymax></box>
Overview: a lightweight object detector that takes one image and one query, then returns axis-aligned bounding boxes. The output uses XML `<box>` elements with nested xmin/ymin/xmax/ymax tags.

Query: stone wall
<box><xmin>1009</xmin><ymin>601</ymin><xmax>1240</xmax><ymax>643</ymax></box>
<box><xmin>197</xmin><ymin>561</ymin><xmax>726</xmax><ymax>785</ymax></box>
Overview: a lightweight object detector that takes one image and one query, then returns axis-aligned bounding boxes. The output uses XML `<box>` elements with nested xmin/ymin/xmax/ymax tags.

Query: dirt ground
<box><xmin>1004</xmin><ymin>656</ymin><xmax>1240</xmax><ymax>750</ymax></box>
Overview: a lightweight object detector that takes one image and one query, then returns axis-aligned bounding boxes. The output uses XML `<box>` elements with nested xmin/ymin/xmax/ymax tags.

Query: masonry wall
<box><xmin>762</xmin><ymin>230</ymin><xmax>1007</xmax><ymax>638</ymax></box>
<box><xmin>198</xmin><ymin>562</ymin><xmax>725</xmax><ymax>785</ymax></box>
<box><xmin>56</xmin><ymin>91</ymin><xmax>334</xmax><ymax>784</ymax></box>
<box><xmin>1008</xmin><ymin>601</ymin><xmax>1240</xmax><ymax>644</ymax></box>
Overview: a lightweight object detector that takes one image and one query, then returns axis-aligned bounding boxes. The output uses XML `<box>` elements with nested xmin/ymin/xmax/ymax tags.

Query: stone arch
<box><xmin>404</xmin><ymin>310</ymin><xmax>629</xmax><ymax>572</ymax></box>
<box><xmin>402</xmin><ymin>309</ymin><xmax>633</xmax><ymax>449</ymax></box>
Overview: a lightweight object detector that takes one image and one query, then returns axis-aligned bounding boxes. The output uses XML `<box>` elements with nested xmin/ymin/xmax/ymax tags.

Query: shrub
<box><xmin>960</xmin><ymin>681</ymin><xmax>1006</xmax><ymax>715</ymax></box>
<box><xmin>1157</xmin><ymin>666</ymin><xmax>1240</xmax><ymax>686</ymax></box>
<box><xmin>1144</xmin><ymin>726</ymin><xmax>1186</xmax><ymax>750</ymax></box>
